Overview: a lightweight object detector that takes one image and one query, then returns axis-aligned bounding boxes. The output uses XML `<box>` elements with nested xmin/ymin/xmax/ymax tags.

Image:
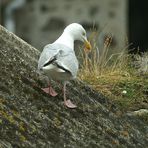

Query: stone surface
<box><xmin>0</xmin><ymin>25</ymin><xmax>148</xmax><ymax>148</ymax></box>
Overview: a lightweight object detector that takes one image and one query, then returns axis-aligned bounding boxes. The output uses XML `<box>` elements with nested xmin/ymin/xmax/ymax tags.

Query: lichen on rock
<box><xmin>0</xmin><ymin>25</ymin><xmax>148</xmax><ymax>148</ymax></box>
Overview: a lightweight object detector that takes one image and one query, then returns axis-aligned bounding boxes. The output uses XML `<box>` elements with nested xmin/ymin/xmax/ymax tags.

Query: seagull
<box><xmin>38</xmin><ymin>23</ymin><xmax>91</xmax><ymax>108</ymax></box>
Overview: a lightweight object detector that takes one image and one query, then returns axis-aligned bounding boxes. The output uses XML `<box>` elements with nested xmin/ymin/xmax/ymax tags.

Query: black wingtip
<box><xmin>43</xmin><ymin>57</ymin><xmax>56</xmax><ymax>67</ymax></box>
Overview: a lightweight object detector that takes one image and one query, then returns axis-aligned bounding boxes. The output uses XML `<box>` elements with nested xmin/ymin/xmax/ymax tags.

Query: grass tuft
<box><xmin>78</xmin><ymin>32</ymin><xmax>148</xmax><ymax>111</ymax></box>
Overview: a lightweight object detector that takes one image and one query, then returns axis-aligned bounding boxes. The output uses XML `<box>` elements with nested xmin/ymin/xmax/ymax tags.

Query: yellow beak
<box><xmin>84</xmin><ymin>40</ymin><xmax>92</xmax><ymax>53</ymax></box>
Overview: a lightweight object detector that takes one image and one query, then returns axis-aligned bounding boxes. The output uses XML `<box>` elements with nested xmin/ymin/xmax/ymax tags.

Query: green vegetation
<box><xmin>79</xmin><ymin>32</ymin><xmax>148</xmax><ymax>112</ymax></box>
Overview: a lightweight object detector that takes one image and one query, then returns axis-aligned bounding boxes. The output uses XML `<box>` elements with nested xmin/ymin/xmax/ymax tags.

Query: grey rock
<box><xmin>0</xmin><ymin>25</ymin><xmax>147</xmax><ymax>148</ymax></box>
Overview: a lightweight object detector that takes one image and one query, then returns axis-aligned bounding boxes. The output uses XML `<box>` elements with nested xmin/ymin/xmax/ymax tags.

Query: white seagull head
<box><xmin>64</xmin><ymin>23</ymin><xmax>87</xmax><ymax>41</ymax></box>
<box><xmin>64</xmin><ymin>23</ymin><xmax>92</xmax><ymax>51</ymax></box>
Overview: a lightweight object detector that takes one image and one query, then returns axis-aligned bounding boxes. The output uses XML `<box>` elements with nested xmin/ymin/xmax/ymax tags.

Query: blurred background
<box><xmin>0</xmin><ymin>0</ymin><xmax>148</xmax><ymax>53</ymax></box>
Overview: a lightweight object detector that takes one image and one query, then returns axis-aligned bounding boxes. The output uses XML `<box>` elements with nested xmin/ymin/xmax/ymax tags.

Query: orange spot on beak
<box><xmin>84</xmin><ymin>40</ymin><xmax>92</xmax><ymax>53</ymax></box>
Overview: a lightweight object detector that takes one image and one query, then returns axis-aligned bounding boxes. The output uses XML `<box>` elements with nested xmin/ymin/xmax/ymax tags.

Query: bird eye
<box><xmin>82</xmin><ymin>32</ymin><xmax>86</xmax><ymax>36</ymax></box>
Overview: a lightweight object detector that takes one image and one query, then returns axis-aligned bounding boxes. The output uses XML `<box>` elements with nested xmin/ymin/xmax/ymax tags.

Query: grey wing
<box><xmin>57</xmin><ymin>51</ymin><xmax>79</xmax><ymax>78</ymax></box>
<box><xmin>38</xmin><ymin>44</ymin><xmax>60</xmax><ymax>70</ymax></box>
<box><xmin>38</xmin><ymin>43</ymin><xmax>79</xmax><ymax>78</ymax></box>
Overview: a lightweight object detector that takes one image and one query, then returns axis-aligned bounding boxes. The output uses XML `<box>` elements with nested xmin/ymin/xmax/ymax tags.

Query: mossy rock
<box><xmin>0</xmin><ymin>25</ymin><xmax>148</xmax><ymax>148</ymax></box>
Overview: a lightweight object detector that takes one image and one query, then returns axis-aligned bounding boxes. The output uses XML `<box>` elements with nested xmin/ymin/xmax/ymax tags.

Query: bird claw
<box><xmin>64</xmin><ymin>99</ymin><xmax>77</xmax><ymax>108</ymax></box>
<box><xmin>42</xmin><ymin>87</ymin><xmax>58</xmax><ymax>97</ymax></box>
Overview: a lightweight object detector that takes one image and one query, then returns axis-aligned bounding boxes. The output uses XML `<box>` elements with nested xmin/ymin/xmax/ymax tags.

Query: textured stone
<box><xmin>0</xmin><ymin>25</ymin><xmax>147</xmax><ymax>148</ymax></box>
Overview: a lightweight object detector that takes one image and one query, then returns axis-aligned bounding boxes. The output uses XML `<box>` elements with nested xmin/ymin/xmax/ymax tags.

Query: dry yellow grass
<box><xmin>78</xmin><ymin>32</ymin><xmax>148</xmax><ymax>111</ymax></box>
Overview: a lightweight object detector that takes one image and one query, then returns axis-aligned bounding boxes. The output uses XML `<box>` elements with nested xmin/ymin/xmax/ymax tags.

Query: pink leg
<box><xmin>63</xmin><ymin>82</ymin><xmax>77</xmax><ymax>108</ymax></box>
<box><xmin>42</xmin><ymin>84</ymin><xmax>58</xmax><ymax>97</ymax></box>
